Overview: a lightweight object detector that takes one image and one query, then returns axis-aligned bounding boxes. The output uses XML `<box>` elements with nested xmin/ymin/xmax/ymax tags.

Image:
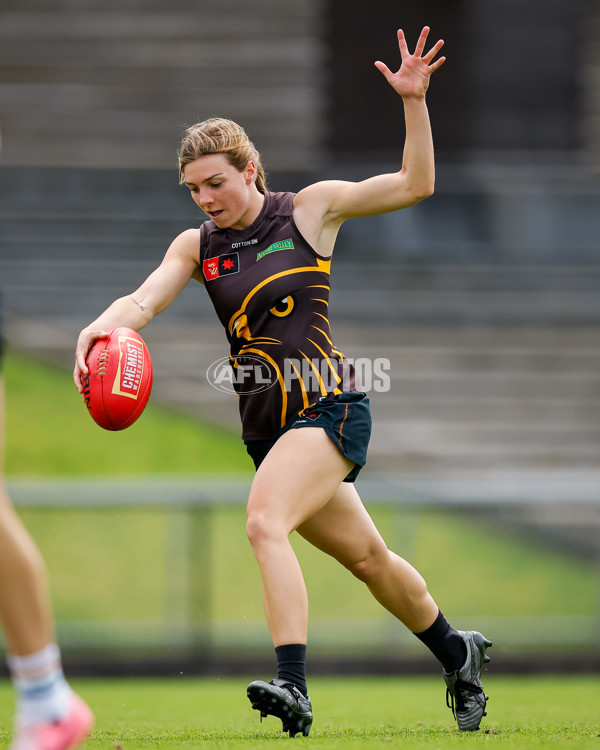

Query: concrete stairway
<box><xmin>0</xmin><ymin>0</ymin><xmax>323</xmax><ymax>171</ymax></box>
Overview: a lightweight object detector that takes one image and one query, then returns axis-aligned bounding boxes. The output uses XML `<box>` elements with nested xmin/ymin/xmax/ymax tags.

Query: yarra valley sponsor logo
<box><xmin>256</xmin><ymin>238</ymin><xmax>294</xmax><ymax>261</ymax></box>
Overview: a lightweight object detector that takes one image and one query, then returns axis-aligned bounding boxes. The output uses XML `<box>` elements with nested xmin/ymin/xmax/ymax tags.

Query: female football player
<box><xmin>74</xmin><ymin>27</ymin><xmax>491</xmax><ymax>736</ymax></box>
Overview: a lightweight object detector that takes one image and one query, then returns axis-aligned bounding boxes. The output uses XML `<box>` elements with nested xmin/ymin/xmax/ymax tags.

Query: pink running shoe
<box><xmin>12</xmin><ymin>694</ymin><xmax>94</xmax><ymax>750</ymax></box>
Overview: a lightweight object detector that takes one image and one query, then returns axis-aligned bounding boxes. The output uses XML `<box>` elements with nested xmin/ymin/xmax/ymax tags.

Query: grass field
<box><xmin>13</xmin><ymin>502</ymin><xmax>598</xmax><ymax>654</ymax></box>
<box><xmin>0</xmin><ymin>676</ymin><xmax>599</xmax><ymax>749</ymax></box>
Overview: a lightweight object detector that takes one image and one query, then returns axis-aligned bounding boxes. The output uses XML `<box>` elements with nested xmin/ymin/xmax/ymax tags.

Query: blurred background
<box><xmin>0</xmin><ymin>0</ymin><xmax>599</xmax><ymax>676</ymax></box>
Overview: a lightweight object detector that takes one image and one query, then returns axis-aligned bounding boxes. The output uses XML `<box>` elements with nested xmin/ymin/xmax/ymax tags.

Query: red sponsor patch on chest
<box><xmin>203</xmin><ymin>252</ymin><xmax>240</xmax><ymax>281</ymax></box>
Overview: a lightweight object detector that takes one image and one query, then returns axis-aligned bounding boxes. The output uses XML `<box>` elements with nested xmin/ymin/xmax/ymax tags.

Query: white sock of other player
<box><xmin>7</xmin><ymin>643</ymin><xmax>72</xmax><ymax>725</ymax></box>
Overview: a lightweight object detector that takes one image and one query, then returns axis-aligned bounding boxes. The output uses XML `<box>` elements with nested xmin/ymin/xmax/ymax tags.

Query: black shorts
<box><xmin>244</xmin><ymin>391</ymin><xmax>372</xmax><ymax>483</ymax></box>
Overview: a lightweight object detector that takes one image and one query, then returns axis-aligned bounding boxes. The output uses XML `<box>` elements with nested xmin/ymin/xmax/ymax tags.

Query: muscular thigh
<box><xmin>296</xmin><ymin>482</ymin><xmax>388</xmax><ymax>568</ymax></box>
<box><xmin>247</xmin><ymin>426</ymin><xmax>353</xmax><ymax>534</ymax></box>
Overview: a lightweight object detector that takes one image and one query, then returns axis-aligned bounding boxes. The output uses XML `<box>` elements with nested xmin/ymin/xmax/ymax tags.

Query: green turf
<box><xmin>3</xmin><ymin>351</ymin><xmax>251</xmax><ymax>476</ymax></box>
<box><xmin>0</xmin><ymin>676</ymin><xmax>598</xmax><ymax>749</ymax></box>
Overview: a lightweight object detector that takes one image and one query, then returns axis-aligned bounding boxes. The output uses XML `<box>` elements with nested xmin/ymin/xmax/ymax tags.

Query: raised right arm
<box><xmin>73</xmin><ymin>227</ymin><xmax>201</xmax><ymax>391</ymax></box>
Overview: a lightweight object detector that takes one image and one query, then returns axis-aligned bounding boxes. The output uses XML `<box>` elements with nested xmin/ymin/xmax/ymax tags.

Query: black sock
<box><xmin>413</xmin><ymin>610</ymin><xmax>467</xmax><ymax>674</ymax></box>
<box><xmin>275</xmin><ymin>643</ymin><xmax>307</xmax><ymax>697</ymax></box>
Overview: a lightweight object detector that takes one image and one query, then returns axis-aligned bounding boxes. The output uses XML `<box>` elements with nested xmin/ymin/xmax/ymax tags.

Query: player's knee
<box><xmin>246</xmin><ymin>508</ymin><xmax>282</xmax><ymax>549</ymax></box>
<box><xmin>346</xmin><ymin>544</ymin><xmax>389</xmax><ymax>583</ymax></box>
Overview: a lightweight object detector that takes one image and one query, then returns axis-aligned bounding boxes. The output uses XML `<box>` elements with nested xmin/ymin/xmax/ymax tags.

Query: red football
<box><xmin>82</xmin><ymin>327</ymin><xmax>153</xmax><ymax>430</ymax></box>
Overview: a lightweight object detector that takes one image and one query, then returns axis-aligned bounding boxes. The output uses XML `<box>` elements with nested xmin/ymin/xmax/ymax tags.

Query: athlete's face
<box><xmin>183</xmin><ymin>154</ymin><xmax>262</xmax><ymax>230</ymax></box>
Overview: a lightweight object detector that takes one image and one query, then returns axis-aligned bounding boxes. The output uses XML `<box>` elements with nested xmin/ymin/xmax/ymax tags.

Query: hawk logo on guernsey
<box><xmin>203</xmin><ymin>252</ymin><xmax>240</xmax><ymax>282</ymax></box>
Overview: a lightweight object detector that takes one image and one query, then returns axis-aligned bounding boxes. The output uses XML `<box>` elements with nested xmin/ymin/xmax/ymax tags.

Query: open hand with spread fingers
<box><xmin>375</xmin><ymin>26</ymin><xmax>445</xmax><ymax>100</ymax></box>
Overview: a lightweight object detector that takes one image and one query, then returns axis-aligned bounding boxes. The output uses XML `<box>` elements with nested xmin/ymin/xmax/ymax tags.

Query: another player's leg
<box><xmin>297</xmin><ymin>482</ymin><xmax>492</xmax><ymax>731</ymax></box>
<box><xmin>0</xmin><ymin>374</ymin><xmax>93</xmax><ymax>750</ymax></box>
<box><xmin>245</xmin><ymin>427</ymin><xmax>353</xmax><ymax>737</ymax></box>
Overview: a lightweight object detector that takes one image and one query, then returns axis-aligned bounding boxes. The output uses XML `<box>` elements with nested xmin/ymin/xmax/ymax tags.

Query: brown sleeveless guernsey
<box><xmin>200</xmin><ymin>191</ymin><xmax>360</xmax><ymax>441</ymax></box>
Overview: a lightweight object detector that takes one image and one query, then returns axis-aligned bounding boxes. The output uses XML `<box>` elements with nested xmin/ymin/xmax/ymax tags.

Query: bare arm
<box><xmin>294</xmin><ymin>27</ymin><xmax>445</xmax><ymax>255</ymax></box>
<box><xmin>73</xmin><ymin>227</ymin><xmax>200</xmax><ymax>391</ymax></box>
